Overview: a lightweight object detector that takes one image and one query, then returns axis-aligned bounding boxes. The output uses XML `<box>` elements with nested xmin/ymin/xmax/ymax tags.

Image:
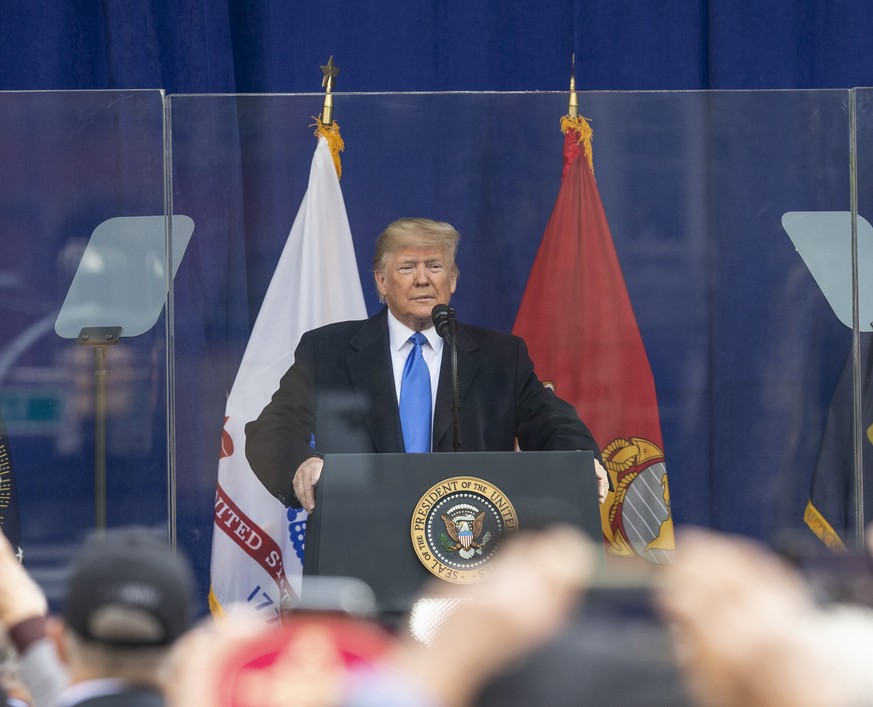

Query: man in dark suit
<box><xmin>246</xmin><ymin>217</ymin><xmax>608</xmax><ymax>512</ymax></box>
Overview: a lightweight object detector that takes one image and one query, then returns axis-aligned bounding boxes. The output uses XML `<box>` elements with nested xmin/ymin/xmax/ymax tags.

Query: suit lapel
<box><xmin>346</xmin><ymin>309</ymin><xmax>403</xmax><ymax>452</ymax></box>
<box><xmin>433</xmin><ymin>323</ymin><xmax>479</xmax><ymax>450</ymax></box>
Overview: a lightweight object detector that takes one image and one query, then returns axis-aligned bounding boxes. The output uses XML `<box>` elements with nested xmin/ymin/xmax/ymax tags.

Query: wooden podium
<box><xmin>303</xmin><ymin>450</ymin><xmax>601</xmax><ymax>615</ymax></box>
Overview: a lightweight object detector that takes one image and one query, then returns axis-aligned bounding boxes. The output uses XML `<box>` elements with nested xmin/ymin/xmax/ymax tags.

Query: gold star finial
<box><xmin>321</xmin><ymin>56</ymin><xmax>339</xmax><ymax>92</ymax></box>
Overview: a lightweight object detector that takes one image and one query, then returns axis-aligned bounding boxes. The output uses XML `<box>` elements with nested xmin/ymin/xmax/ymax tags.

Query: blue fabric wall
<box><xmin>4</xmin><ymin>1</ymin><xmax>873</xmax><ymax>93</ymax></box>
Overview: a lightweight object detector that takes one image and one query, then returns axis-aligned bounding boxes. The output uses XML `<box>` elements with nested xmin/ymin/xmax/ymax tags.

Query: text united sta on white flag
<box><xmin>210</xmin><ymin>136</ymin><xmax>367</xmax><ymax>621</ymax></box>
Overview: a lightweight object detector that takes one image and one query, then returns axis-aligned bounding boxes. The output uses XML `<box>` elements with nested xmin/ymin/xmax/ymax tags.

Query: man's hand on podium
<box><xmin>293</xmin><ymin>456</ymin><xmax>324</xmax><ymax>513</ymax></box>
<box><xmin>594</xmin><ymin>459</ymin><xmax>608</xmax><ymax>505</ymax></box>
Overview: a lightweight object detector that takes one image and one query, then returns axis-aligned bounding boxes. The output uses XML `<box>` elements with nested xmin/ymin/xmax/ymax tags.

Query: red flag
<box><xmin>513</xmin><ymin>118</ymin><xmax>674</xmax><ymax>562</ymax></box>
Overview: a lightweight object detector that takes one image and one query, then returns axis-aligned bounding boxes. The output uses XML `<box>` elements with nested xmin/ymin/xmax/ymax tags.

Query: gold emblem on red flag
<box><xmin>600</xmin><ymin>437</ymin><xmax>674</xmax><ymax>562</ymax></box>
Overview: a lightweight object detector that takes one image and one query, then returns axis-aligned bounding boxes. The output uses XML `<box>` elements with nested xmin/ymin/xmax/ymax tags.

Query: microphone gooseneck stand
<box><xmin>432</xmin><ymin>304</ymin><xmax>462</xmax><ymax>451</ymax></box>
<box><xmin>448</xmin><ymin>313</ymin><xmax>461</xmax><ymax>452</ymax></box>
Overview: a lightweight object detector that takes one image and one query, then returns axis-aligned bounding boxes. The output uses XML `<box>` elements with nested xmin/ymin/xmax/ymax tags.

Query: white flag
<box><xmin>209</xmin><ymin>136</ymin><xmax>366</xmax><ymax>621</ymax></box>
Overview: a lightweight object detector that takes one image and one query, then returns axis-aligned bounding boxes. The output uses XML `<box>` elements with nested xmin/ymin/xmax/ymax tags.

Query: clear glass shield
<box><xmin>0</xmin><ymin>90</ymin><xmax>168</xmax><ymax>606</ymax></box>
<box><xmin>168</xmin><ymin>90</ymin><xmax>852</xmax><ymax>616</ymax></box>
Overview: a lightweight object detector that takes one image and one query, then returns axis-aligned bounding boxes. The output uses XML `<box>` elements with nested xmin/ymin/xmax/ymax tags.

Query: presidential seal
<box><xmin>410</xmin><ymin>476</ymin><xmax>518</xmax><ymax>583</ymax></box>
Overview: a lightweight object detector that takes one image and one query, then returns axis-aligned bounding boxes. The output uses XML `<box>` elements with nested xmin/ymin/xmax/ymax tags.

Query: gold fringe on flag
<box><xmin>560</xmin><ymin>114</ymin><xmax>594</xmax><ymax>174</ymax></box>
<box><xmin>803</xmin><ymin>499</ymin><xmax>848</xmax><ymax>551</ymax></box>
<box><xmin>312</xmin><ymin>117</ymin><xmax>344</xmax><ymax>180</ymax></box>
<box><xmin>207</xmin><ymin>587</ymin><xmax>226</xmax><ymax>617</ymax></box>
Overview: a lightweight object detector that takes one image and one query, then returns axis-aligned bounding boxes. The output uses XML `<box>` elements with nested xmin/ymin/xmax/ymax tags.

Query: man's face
<box><xmin>375</xmin><ymin>246</ymin><xmax>457</xmax><ymax>330</ymax></box>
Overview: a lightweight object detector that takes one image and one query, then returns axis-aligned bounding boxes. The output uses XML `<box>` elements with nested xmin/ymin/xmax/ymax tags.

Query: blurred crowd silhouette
<box><xmin>2</xmin><ymin>521</ymin><xmax>873</xmax><ymax>707</ymax></box>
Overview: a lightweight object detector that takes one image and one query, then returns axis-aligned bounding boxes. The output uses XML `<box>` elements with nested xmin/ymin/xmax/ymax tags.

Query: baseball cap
<box><xmin>214</xmin><ymin>615</ymin><xmax>391</xmax><ymax>707</ymax></box>
<box><xmin>63</xmin><ymin>527</ymin><xmax>195</xmax><ymax>647</ymax></box>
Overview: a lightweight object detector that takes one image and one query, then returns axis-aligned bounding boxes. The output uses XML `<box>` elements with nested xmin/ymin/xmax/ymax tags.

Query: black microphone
<box><xmin>431</xmin><ymin>304</ymin><xmax>461</xmax><ymax>451</ymax></box>
<box><xmin>432</xmin><ymin>303</ymin><xmax>454</xmax><ymax>339</ymax></box>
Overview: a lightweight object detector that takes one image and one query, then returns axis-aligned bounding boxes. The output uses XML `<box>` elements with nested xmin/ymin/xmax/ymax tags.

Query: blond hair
<box><xmin>372</xmin><ymin>218</ymin><xmax>460</xmax><ymax>276</ymax></box>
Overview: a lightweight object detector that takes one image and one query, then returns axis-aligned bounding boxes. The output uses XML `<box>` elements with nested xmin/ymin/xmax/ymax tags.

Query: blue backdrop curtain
<box><xmin>3</xmin><ymin>1</ymin><xmax>873</xmax><ymax>93</ymax></box>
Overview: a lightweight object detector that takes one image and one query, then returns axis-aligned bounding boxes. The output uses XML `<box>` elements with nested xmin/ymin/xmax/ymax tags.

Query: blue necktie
<box><xmin>399</xmin><ymin>332</ymin><xmax>431</xmax><ymax>453</ymax></box>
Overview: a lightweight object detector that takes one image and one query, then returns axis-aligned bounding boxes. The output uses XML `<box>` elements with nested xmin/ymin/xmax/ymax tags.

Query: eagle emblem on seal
<box><xmin>411</xmin><ymin>477</ymin><xmax>517</xmax><ymax>583</ymax></box>
<box><xmin>440</xmin><ymin>504</ymin><xmax>492</xmax><ymax>559</ymax></box>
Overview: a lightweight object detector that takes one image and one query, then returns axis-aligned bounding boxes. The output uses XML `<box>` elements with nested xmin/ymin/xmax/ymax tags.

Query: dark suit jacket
<box><xmin>246</xmin><ymin>308</ymin><xmax>600</xmax><ymax>507</ymax></box>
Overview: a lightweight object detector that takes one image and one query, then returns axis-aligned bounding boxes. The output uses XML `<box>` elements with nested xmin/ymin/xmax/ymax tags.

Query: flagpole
<box><xmin>320</xmin><ymin>56</ymin><xmax>339</xmax><ymax>126</ymax></box>
<box><xmin>568</xmin><ymin>53</ymin><xmax>578</xmax><ymax>119</ymax></box>
<box><xmin>849</xmin><ymin>89</ymin><xmax>864</xmax><ymax>549</ymax></box>
<box><xmin>316</xmin><ymin>57</ymin><xmax>345</xmax><ymax>180</ymax></box>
